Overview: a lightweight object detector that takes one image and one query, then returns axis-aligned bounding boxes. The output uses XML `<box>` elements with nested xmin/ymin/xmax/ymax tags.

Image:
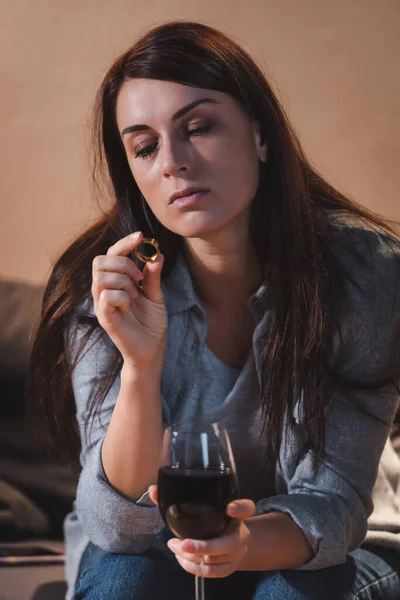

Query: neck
<box><xmin>184</xmin><ymin>227</ymin><xmax>263</xmax><ymax>311</ymax></box>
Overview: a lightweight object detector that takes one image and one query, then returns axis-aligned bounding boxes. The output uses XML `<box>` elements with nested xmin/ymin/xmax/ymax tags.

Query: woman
<box><xmin>29</xmin><ymin>20</ymin><xmax>400</xmax><ymax>599</ymax></box>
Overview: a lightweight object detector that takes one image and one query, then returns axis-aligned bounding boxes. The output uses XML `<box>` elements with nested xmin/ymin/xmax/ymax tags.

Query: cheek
<box><xmin>128</xmin><ymin>164</ymin><xmax>159</xmax><ymax>208</ymax></box>
<box><xmin>216</xmin><ymin>144</ymin><xmax>260</xmax><ymax>205</ymax></box>
<box><xmin>129</xmin><ymin>166</ymin><xmax>175</xmax><ymax>230</ymax></box>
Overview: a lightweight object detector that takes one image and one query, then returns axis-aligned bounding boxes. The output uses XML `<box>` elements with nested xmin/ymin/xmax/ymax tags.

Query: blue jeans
<box><xmin>73</xmin><ymin>528</ymin><xmax>400</xmax><ymax>599</ymax></box>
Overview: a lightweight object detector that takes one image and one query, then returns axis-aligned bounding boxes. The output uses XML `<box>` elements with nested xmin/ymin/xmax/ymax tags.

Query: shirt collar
<box><xmin>162</xmin><ymin>253</ymin><xmax>270</xmax><ymax>321</ymax></box>
<box><xmin>162</xmin><ymin>253</ymin><xmax>199</xmax><ymax>315</ymax></box>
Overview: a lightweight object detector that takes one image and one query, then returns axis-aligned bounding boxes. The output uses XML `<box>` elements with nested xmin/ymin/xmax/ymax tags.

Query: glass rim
<box><xmin>166</xmin><ymin>422</ymin><xmax>227</xmax><ymax>434</ymax></box>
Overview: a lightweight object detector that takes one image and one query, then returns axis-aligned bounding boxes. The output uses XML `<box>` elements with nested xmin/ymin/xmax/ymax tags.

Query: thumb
<box><xmin>148</xmin><ymin>485</ymin><xmax>158</xmax><ymax>505</ymax></box>
<box><xmin>226</xmin><ymin>499</ymin><xmax>256</xmax><ymax>520</ymax></box>
<box><xmin>141</xmin><ymin>254</ymin><xmax>165</xmax><ymax>303</ymax></box>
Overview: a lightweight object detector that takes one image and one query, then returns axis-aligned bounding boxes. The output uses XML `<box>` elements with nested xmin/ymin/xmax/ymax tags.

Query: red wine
<box><xmin>157</xmin><ymin>466</ymin><xmax>238</xmax><ymax>540</ymax></box>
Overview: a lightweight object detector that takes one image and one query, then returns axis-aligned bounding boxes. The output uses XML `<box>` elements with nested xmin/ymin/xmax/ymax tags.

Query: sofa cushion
<box><xmin>0</xmin><ymin>277</ymin><xmax>43</xmax><ymax>419</ymax></box>
<box><xmin>0</xmin><ymin>277</ymin><xmax>78</xmax><ymax>540</ymax></box>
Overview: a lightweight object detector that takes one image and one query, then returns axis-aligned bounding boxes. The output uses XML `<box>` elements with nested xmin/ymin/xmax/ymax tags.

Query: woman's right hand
<box><xmin>91</xmin><ymin>231</ymin><xmax>168</xmax><ymax>369</ymax></box>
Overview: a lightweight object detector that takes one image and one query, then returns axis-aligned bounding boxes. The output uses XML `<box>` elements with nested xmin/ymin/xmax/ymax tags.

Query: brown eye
<box><xmin>135</xmin><ymin>142</ymin><xmax>158</xmax><ymax>159</ymax></box>
<box><xmin>186</xmin><ymin>124</ymin><xmax>212</xmax><ymax>137</ymax></box>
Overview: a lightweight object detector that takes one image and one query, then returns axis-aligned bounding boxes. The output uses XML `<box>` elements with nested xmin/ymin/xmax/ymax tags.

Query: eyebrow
<box><xmin>121</xmin><ymin>98</ymin><xmax>220</xmax><ymax>137</ymax></box>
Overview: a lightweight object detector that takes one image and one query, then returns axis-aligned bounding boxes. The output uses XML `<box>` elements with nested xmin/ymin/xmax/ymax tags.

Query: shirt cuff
<box><xmin>256</xmin><ymin>490</ymin><xmax>365</xmax><ymax>570</ymax></box>
<box><xmin>135</xmin><ymin>490</ymin><xmax>156</xmax><ymax>507</ymax></box>
<box><xmin>76</xmin><ymin>438</ymin><xmax>164</xmax><ymax>554</ymax></box>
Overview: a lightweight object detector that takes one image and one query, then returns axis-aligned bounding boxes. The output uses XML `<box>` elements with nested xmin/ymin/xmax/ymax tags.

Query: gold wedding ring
<box><xmin>134</xmin><ymin>238</ymin><xmax>160</xmax><ymax>263</ymax></box>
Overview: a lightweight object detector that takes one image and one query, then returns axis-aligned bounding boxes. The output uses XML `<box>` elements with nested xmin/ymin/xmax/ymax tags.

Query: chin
<box><xmin>171</xmin><ymin>213</ymin><xmax>230</xmax><ymax>239</ymax></box>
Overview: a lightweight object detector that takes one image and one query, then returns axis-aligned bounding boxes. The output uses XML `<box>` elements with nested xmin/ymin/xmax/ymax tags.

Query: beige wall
<box><xmin>1</xmin><ymin>0</ymin><xmax>399</xmax><ymax>284</ymax></box>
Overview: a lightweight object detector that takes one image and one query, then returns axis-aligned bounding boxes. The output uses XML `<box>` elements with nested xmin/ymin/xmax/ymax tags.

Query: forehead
<box><xmin>116</xmin><ymin>78</ymin><xmax>228</xmax><ymax>129</ymax></box>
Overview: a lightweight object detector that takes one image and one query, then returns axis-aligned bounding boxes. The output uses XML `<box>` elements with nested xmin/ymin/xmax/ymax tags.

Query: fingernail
<box><xmin>228</xmin><ymin>502</ymin><xmax>239</xmax><ymax>512</ymax></box>
<box><xmin>167</xmin><ymin>540</ymin><xmax>179</xmax><ymax>551</ymax></box>
<box><xmin>129</xmin><ymin>231</ymin><xmax>141</xmax><ymax>240</ymax></box>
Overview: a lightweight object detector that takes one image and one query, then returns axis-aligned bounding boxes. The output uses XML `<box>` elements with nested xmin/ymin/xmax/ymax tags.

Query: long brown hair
<box><xmin>28</xmin><ymin>21</ymin><xmax>400</xmax><ymax>470</ymax></box>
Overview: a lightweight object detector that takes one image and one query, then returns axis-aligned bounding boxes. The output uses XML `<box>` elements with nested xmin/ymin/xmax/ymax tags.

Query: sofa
<box><xmin>0</xmin><ymin>277</ymin><xmax>79</xmax><ymax>600</ymax></box>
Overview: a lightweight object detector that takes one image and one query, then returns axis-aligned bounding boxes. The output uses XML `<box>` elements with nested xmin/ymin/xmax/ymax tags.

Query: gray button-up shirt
<box><xmin>64</xmin><ymin>213</ymin><xmax>400</xmax><ymax>598</ymax></box>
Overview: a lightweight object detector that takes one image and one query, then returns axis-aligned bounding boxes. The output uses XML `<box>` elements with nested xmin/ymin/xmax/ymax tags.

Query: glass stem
<box><xmin>195</xmin><ymin>561</ymin><xmax>205</xmax><ymax>600</ymax></box>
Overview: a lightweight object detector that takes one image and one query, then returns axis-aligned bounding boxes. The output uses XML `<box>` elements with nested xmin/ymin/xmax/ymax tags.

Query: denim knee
<box><xmin>251</xmin><ymin>546</ymin><xmax>400</xmax><ymax>600</ymax></box>
<box><xmin>73</xmin><ymin>542</ymin><xmax>192</xmax><ymax>600</ymax></box>
<box><xmin>252</xmin><ymin>571</ymin><xmax>315</xmax><ymax>600</ymax></box>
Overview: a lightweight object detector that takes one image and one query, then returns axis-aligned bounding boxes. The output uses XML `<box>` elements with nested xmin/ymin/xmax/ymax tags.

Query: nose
<box><xmin>160</xmin><ymin>137</ymin><xmax>192</xmax><ymax>178</ymax></box>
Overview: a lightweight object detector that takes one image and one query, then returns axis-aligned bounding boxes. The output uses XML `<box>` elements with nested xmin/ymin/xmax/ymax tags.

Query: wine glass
<box><xmin>157</xmin><ymin>422</ymin><xmax>239</xmax><ymax>600</ymax></box>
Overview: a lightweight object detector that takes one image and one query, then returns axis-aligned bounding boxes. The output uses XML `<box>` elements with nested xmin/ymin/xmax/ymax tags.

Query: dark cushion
<box><xmin>0</xmin><ymin>277</ymin><xmax>43</xmax><ymax>419</ymax></box>
<box><xmin>0</xmin><ymin>278</ymin><xmax>43</xmax><ymax>370</ymax></box>
<box><xmin>0</xmin><ymin>277</ymin><xmax>78</xmax><ymax>540</ymax></box>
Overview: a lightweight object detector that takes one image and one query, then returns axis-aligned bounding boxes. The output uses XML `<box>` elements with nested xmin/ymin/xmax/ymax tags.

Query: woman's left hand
<box><xmin>148</xmin><ymin>485</ymin><xmax>256</xmax><ymax>578</ymax></box>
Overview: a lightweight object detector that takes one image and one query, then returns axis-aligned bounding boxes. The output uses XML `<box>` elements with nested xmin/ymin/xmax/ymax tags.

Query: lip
<box><xmin>169</xmin><ymin>186</ymin><xmax>210</xmax><ymax>205</ymax></box>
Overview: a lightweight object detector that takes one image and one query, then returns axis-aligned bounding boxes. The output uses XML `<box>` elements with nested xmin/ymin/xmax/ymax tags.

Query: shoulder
<box><xmin>325</xmin><ymin>210</ymin><xmax>400</xmax><ymax>274</ymax></box>
<box><xmin>65</xmin><ymin>296</ymin><xmax>117</xmax><ymax>364</ymax></box>
<box><xmin>323</xmin><ymin>211</ymin><xmax>400</xmax><ymax>310</ymax></box>
<box><xmin>322</xmin><ymin>211</ymin><xmax>400</xmax><ymax>376</ymax></box>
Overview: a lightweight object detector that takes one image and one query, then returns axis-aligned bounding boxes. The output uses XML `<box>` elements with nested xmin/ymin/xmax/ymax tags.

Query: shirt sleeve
<box><xmin>256</xmin><ymin>224</ymin><xmax>400</xmax><ymax>570</ymax></box>
<box><xmin>67</xmin><ymin>309</ymin><xmax>169</xmax><ymax>554</ymax></box>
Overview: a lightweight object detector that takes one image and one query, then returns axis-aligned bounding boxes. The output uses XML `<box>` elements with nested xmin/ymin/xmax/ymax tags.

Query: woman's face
<box><xmin>116</xmin><ymin>79</ymin><xmax>266</xmax><ymax>239</ymax></box>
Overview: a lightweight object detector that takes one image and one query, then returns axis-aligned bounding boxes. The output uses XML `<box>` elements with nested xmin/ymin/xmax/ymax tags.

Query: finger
<box><xmin>92</xmin><ymin>255</ymin><xmax>144</xmax><ymax>283</ymax></box>
<box><xmin>106</xmin><ymin>231</ymin><xmax>143</xmax><ymax>257</ymax></box>
<box><xmin>175</xmin><ymin>555</ymin><xmax>235</xmax><ymax>579</ymax></box>
<box><xmin>92</xmin><ymin>273</ymin><xmax>140</xmax><ymax>302</ymax></box>
<box><xmin>98</xmin><ymin>289</ymin><xmax>131</xmax><ymax>318</ymax></box>
<box><xmin>169</xmin><ymin>544</ymin><xmax>241</xmax><ymax>566</ymax></box>
<box><xmin>180</xmin><ymin>526</ymin><xmax>242</xmax><ymax>557</ymax></box>
<box><xmin>140</xmin><ymin>253</ymin><xmax>165</xmax><ymax>303</ymax></box>
<box><xmin>148</xmin><ymin>485</ymin><xmax>158</xmax><ymax>505</ymax></box>
<box><xmin>226</xmin><ymin>499</ymin><xmax>256</xmax><ymax>520</ymax></box>
<box><xmin>169</xmin><ymin>548</ymin><xmax>202</xmax><ymax>565</ymax></box>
